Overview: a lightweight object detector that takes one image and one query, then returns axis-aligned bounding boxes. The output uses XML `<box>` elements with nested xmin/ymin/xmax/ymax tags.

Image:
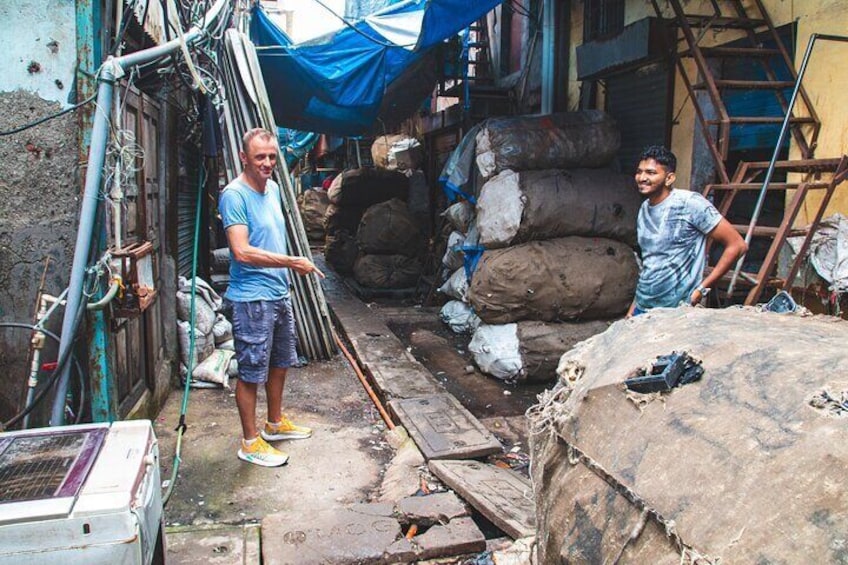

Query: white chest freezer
<box><xmin>0</xmin><ymin>420</ymin><xmax>164</xmax><ymax>564</ymax></box>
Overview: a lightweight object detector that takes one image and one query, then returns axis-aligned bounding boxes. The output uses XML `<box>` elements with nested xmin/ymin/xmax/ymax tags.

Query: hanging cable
<box><xmin>163</xmin><ymin>163</ymin><xmax>207</xmax><ymax>506</ymax></box>
<box><xmin>0</xmin><ymin>95</ymin><xmax>96</xmax><ymax>137</ymax></box>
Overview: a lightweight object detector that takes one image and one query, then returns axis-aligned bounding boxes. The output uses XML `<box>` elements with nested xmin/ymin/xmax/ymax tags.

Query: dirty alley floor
<box><xmin>156</xmin><ymin>269</ymin><xmax>541</xmax><ymax>564</ymax></box>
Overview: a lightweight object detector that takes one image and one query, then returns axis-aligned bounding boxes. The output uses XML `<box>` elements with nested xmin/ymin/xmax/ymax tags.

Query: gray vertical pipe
<box><xmin>50</xmin><ymin>0</ymin><xmax>231</xmax><ymax>424</ymax></box>
<box><xmin>50</xmin><ymin>67</ymin><xmax>115</xmax><ymax>425</ymax></box>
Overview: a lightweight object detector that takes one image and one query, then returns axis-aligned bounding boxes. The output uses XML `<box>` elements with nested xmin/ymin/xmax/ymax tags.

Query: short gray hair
<box><xmin>241</xmin><ymin>128</ymin><xmax>276</xmax><ymax>152</ymax></box>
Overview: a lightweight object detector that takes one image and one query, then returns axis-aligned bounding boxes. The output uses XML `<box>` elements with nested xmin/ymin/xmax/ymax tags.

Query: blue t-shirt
<box><xmin>219</xmin><ymin>178</ymin><xmax>290</xmax><ymax>301</ymax></box>
<box><xmin>635</xmin><ymin>189</ymin><xmax>721</xmax><ymax>310</ymax></box>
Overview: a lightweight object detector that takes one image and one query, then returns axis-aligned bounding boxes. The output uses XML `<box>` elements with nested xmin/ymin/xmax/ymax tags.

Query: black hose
<box><xmin>0</xmin><ymin>295</ymin><xmax>87</xmax><ymax>430</ymax></box>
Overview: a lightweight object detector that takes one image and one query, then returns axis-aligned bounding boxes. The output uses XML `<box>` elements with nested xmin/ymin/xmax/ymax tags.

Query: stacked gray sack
<box><xmin>437</xmin><ymin>200</ymin><xmax>482</xmax><ymax>334</ymax></box>
<box><xmin>323</xmin><ymin>166</ymin><xmax>410</xmax><ymax>274</ymax></box>
<box><xmin>452</xmin><ymin>111</ymin><xmax>642</xmax><ymax>383</ymax></box>
<box><xmin>175</xmin><ymin>276</ymin><xmax>237</xmax><ymax>388</ymax></box>
<box><xmin>353</xmin><ymin>198</ymin><xmax>423</xmax><ymax>288</ymax></box>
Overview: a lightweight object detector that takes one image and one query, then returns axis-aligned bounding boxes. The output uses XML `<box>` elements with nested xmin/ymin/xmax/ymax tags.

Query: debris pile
<box><xmin>529</xmin><ymin>307</ymin><xmax>848</xmax><ymax>563</ymax></box>
<box><xmin>438</xmin><ymin>111</ymin><xmax>639</xmax><ymax>383</ymax></box>
<box><xmin>175</xmin><ymin>276</ymin><xmax>236</xmax><ymax>388</ymax></box>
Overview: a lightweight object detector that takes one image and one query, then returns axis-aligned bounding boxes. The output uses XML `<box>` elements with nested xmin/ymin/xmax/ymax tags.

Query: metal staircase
<box><xmin>653</xmin><ymin>0</ymin><xmax>847</xmax><ymax>305</ymax></box>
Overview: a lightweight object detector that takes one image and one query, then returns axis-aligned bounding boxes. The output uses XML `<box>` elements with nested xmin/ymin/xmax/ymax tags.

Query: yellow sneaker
<box><xmin>237</xmin><ymin>436</ymin><xmax>289</xmax><ymax>467</ymax></box>
<box><xmin>261</xmin><ymin>415</ymin><xmax>313</xmax><ymax>441</ymax></box>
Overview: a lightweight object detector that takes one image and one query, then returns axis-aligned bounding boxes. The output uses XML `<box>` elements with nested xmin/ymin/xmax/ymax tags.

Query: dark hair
<box><xmin>639</xmin><ymin>145</ymin><xmax>677</xmax><ymax>173</ymax></box>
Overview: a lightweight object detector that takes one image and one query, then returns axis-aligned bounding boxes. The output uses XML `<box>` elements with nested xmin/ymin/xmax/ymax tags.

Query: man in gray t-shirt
<box><xmin>628</xmin><ymin>146</ymin><xmax>747</xmax><ymax>315</ymax></box>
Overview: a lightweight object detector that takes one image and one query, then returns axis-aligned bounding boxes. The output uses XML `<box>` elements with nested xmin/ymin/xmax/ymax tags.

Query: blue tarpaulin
<box><xmin>249</xmin><ymin>0</ymin><xmax>501</xmax><ymax>136</ymax></box>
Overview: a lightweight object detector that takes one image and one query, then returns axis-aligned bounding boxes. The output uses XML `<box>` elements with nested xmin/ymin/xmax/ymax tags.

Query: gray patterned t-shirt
<box><xmin>635</xmin><ymin>189</ymin><xmax>721</xmax><ymax>309</ymax></box>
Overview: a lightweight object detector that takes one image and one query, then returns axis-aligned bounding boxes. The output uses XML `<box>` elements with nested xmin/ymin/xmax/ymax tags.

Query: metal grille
<box><xmin>0</xmin><ymin>433</ymin><xmax>88</xmax><ymax>503</ymax></box>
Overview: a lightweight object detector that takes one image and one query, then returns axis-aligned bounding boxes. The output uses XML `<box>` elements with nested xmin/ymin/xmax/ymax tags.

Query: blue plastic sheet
<box><xmin>250</xmin><ymin>0</ymin><xmax>501</xmax><ymax>136</ymax></box>
<box><xmin>277</xmin><ymin>127</ymin><xmax>319</xmax><ymax>168</ymax></box>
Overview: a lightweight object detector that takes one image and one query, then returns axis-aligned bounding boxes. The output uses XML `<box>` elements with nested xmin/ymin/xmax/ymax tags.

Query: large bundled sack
<box><xmin>327</xmin><ymin>168</ymin><xmax>409</xmax><ymax>208</ymax></box>
<box><xmin>353</xmin><ymin>254</ymin><xmax>421</xmax><ymax>288</ymax></box>
<box><xmin>476</xmin><ymin>168</ymin><xmax>640</xmax><ymax>248</ymax></box>
<box><xmin>529</xmin><ymin>307</ymin><xmax>848</xmax><ymax>564</ymax></box>
<box><xmin>469</xmin><ymin>237</ymin><xmax>637</xmax><ymax>323</ymax></box>
<box><xmin>297</xmin><ymin>189</ymin><xmax>330</xmax><ymax>241</ymax></box>
<box><xmin>324</xmin><ymin>231</ymin><xmax>359</xmax><ymax>274</ymax></box>
<box><xmin>324</xmin><ymin>203</ymin><xmax>364</xmax><ymax>236</ymax></box>
<box><xmin>475</xmin><ymin>110</ymin><xmax>620</xmax><ymax>179</ymax></box>
<box><xmin>371</xmin><ymin>134</ymin><xmax>423</xmax><ymax>172</ymax></box>
<box><xmin>356</xmin><ymin>199</ymin><xmax>421</xmax><ymax>256</ymax></box>
<box><xmin>470</xmin><ymin>320</ymin><xmax>609</xmax><ymax>382</ymax></box>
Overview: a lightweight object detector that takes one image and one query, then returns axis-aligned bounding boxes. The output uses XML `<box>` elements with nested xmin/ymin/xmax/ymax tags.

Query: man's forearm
<box><xmin>232</xmin><ymin>245</ymin><xmax>294</xmax><ymax>269</ymax></box>
<box><xmin>701</xmin><ymin>241</ymin><xmax>747</xmax><ymax>288</ymax></box>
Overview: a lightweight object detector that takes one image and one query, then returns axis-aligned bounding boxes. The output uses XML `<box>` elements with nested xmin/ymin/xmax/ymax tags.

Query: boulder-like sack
<box><xmin>530</xmin><ymin>307</ymin><xmax>848</xmax><ymax>564</ymax></box>
<box><xmin>469</xmin><ymin>237</ymin><xmax>637</xmax><ymax>323</ymax></box>
<box><xmin>327</xmin><ymin>167</ymin><xmax>409</xmax><ymax>208</ymax></box>
<box><xmin>297</xmin><ymin>189</ymin><xmax>330</xmax><ymax>241</ymax></box>
<box><xmin>476</xmin><ymin>168</ymin><xmax>640</xmax><ymax>248</ymax></box>
<box><xmin>357</xmin><ymin>199</ymin><xmax>421</xmax><ymax>256</ymax></box>
<box><xmin>324</xmin><ymin>231</ymin><xmax>359</xmax><ymax>274</ymax></box>
<box><xmin>475</xmin><ymin>111</ymin><xmax>620</xmax><ymax>179</ymax></box>
<box><xmin>441</xmin><ymin>231</ymin><xmax>466</xmax><ymax>271</ymax></box>
<box><xmin>353</xmin><ymin>254</ymin><xmax>421</xmax><ymax>288</ymax></box>
<box><xmin>470</xmin><ymin>321</ymin><xmax>609</xmax><ymax>382</ymax></box>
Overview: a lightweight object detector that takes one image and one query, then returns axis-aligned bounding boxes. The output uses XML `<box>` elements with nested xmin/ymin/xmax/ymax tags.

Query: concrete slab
<box><xmin>396</xmin><ymin>491</ymin><xmax>468</xmax><ymax>526</ymax></box>
<box><xmin>429</xmin><ymin>460</ymin><xmax>536</xmax><ymax>539</ymax></box>
<box><xmin>166</xmin><ymin>524</ymin><xmax>260</xmax><ymax>565</ymax></box>
<box><xmin>389</xmin><ymin>394</ymin><xmax>503</xmax><ymax>460</ymax></box>
<box><xmin>155</xmin><ymin>356</ymin><xmax>387</xmax><ymax>528</ymax></box>
<box><xmin>415</xmin><ymin>516</ymin><xmax>486</xmax><ymax>560</ymax></box>
<box><xmin>318</xmin><ymin>259</ymin><xmax>444</xmax><ymax>401</ymax></box>
<box><xmin>262</xmin><ymin>503</ymin><xmax>401</xmax><ymax>565</ymax></box>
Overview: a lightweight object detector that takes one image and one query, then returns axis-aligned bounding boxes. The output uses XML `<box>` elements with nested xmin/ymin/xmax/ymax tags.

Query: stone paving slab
<box><xmin>166</xmin><ymin>524</ymin><xmax>260</xmax><ymax>565</ymax></box>
<box><xmin>396</xmin><ymin>491</ymin><xmax>468</xmax><ymax>526</ymax></box>
<box><xmin>262</xmin><ymin>500</ymin><xmax>487</xmax><ymax>564</ymax></box>
<box><xmin>415</xmin><ymin>516</ymin><xmax>487</xmax><ymax>560</ymax></box>
<box><xmin>262</xmin><ymin>503</ymin><xmax>400</xmax><ymax>565</ymax></box>
<box><xmin>429</xmin><ymin>459</ymin><xmax>536</xmax><ymax>539</ymax></box>
<box><xmin>389</xmin><ymin>394</ymin><xmax>503</xmax><ymax>460</ymax></box>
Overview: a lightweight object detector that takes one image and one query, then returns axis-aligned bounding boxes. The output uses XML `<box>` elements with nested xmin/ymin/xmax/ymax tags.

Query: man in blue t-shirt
<box><xmin>219</xmin><ymin>128</ymin><xmax>325</xmax><ymax>467</ymax></box>
<box><xmin>627</xmin><ymin>146</ymin><xmax>747</xmax><ymax>316</ymax></box>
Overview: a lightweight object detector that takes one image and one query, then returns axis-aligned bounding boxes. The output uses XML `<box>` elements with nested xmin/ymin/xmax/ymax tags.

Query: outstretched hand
<box><xmin>289</xmin><ymin>257</ymin><xmax>326</xmax><ymax>279</ymax></box>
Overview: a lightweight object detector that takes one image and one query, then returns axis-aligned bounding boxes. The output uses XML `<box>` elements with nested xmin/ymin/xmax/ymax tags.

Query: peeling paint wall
<box><xmin>0</xmin><ymin>2</ymin><xmax>79</xmax><ymax>421</ymax></box>
<box><xmin>0</xmin><ymin>0</ymin><xmax>77</xmax><ymax>106</ymax></box>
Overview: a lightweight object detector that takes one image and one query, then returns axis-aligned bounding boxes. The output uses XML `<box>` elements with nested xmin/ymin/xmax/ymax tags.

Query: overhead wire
<box><xmin>0</xmin><ymin>95</ymin><xmax>97</xmax><ymax>137</ymax></box>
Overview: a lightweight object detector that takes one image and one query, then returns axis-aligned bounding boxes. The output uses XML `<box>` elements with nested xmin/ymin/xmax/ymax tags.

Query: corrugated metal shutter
<box><xmin>177</xmin><ymin>145</ymin><xmax>201</xmax><ymax>278</ymax></box>
<box><xmin>605</xmin><ymin>62</ymin><xmax>670</xmax><ymax>173</ymax></box>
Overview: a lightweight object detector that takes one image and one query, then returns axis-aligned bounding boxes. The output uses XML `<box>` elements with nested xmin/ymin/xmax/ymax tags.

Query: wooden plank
<box><xmin>429</xmin><ymin>459</ymin><xmax>536</xmax><ymax>540</ymax></box>
<box><xmin>390</xmin><ymin>394</ymin><xmax>502</xmax><ymax>461</ymax></box>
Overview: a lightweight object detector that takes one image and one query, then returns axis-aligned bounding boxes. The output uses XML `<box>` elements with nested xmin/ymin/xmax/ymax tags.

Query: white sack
<box><xmin>438</xmin><ymin>267</ymin><xmax>469</xmax><ymax>302</ymax></box>
<box><xmin>212</xmin><ymin>314</ymin><xmax>233</xmax><ymax>345</ymax></box>
<box><xmin>469</xmin><ymin>323</ymin><xmax>522</xmax><ymax>380</ymax></box>
<box><xmin>442</xmin><ymin>201</ymin><xmax>474</xmax><ymax>233</ymax></box>
<box><xmin>439</xmin><ymin>300</ymin><xmax>481</xmax><ymax>334</ymax></box>
<box><xmin>441</xmin><ymin>230</ymin><xmax>466</xmax><ymax>271</ymax></box>
<box><xmin>177</xmin><ymin>320</ymin><xmax>214</xmax><ymax>369</ymax></box>
<box><xmin>192</xmin><ymin>348</ymin><xmax>235</xmax><ymax>387</ymax></box>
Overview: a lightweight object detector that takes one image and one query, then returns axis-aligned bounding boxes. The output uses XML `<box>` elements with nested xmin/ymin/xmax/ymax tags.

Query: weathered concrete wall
<box><xmin>0</xmin><ymin>0</ymin><xmax>79</xmax><ymax>421</ymax></box>
<box><xmin>0</xmin><ymin>0</ymin><xmax>77</xmax><ymax>106</ymax></box>
<box><xmin>0</xmin><ymin>92</ymin><xmax>79</xmax><ymax>421</ymax></box>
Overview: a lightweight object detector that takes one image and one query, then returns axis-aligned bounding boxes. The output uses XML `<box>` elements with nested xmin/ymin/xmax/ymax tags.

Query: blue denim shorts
<box><xmin>224</xmin><ymin>298</ymin><xmax>298</xmax><ymax>384</ymax></box>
